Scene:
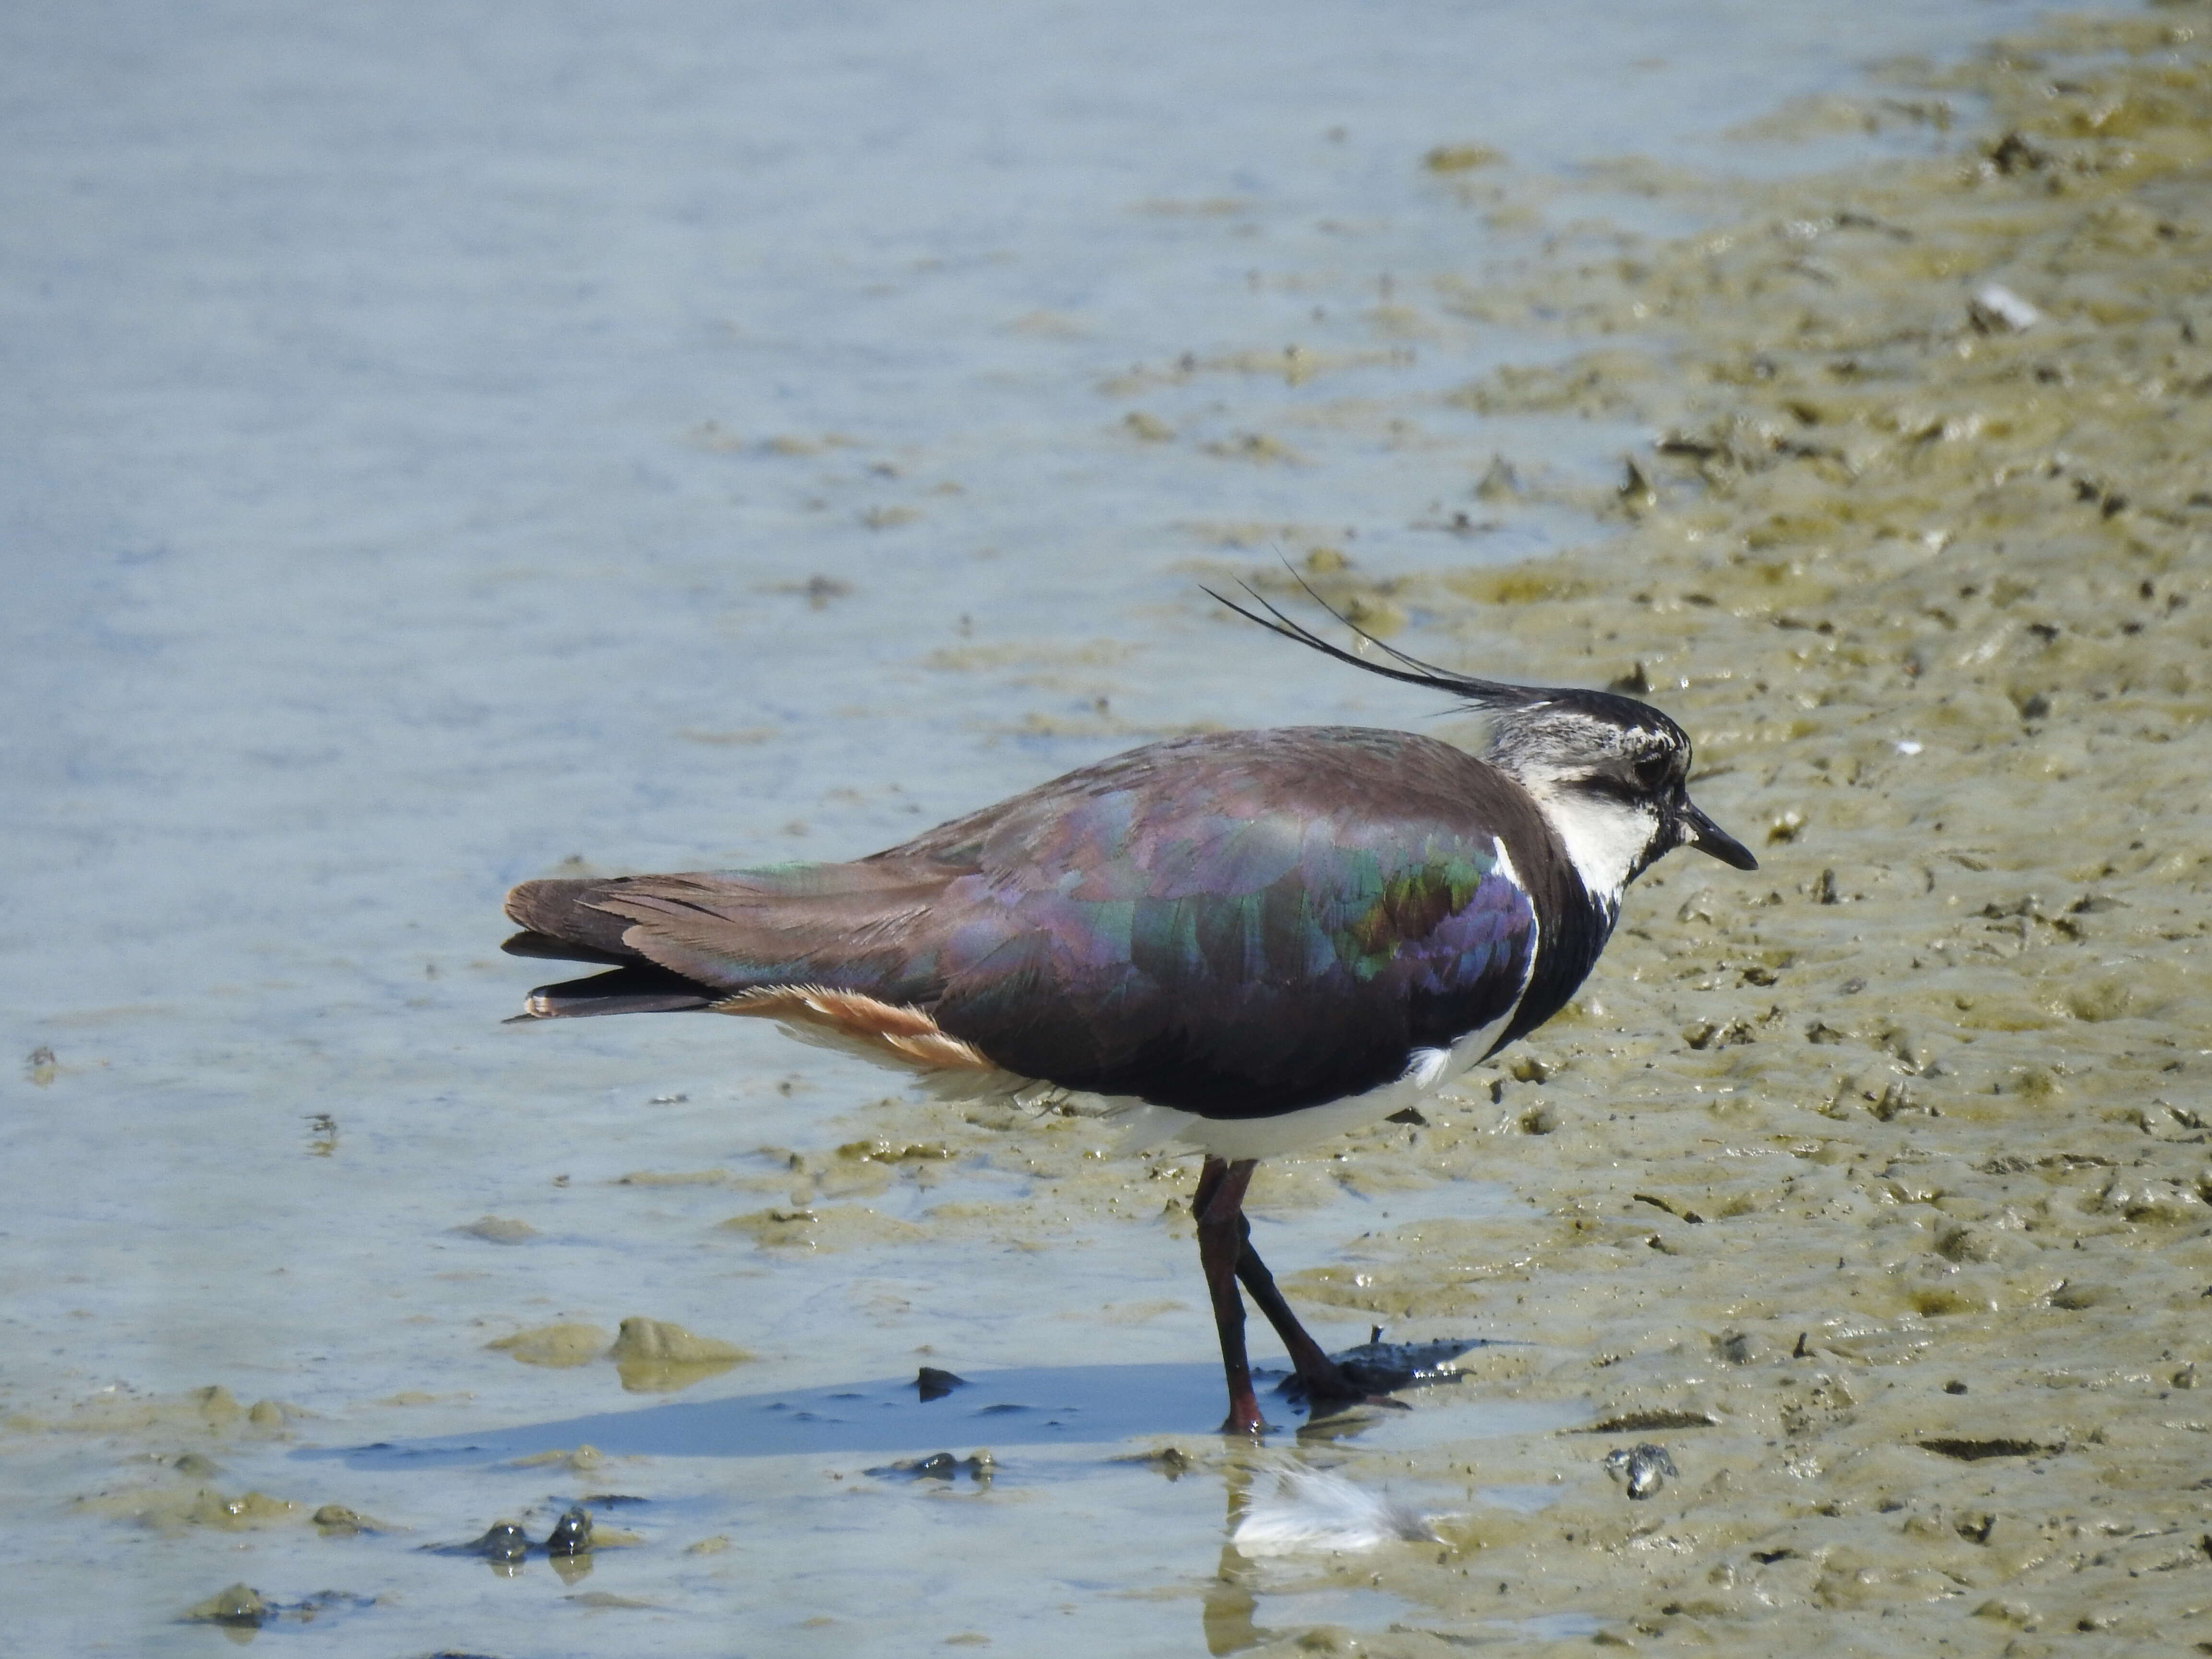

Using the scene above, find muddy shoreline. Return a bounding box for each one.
[1244,8,2212,1649]
[11,5,2212,1652]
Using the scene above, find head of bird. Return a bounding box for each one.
[1474,688,1756,903]
[1210,583,1756,905]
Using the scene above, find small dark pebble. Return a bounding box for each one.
[1944,1379,1969,1395]
[312,1503,378,1535]
[1110,1445,1195,1479]
[181,1584,268,1628]
[181,1585,379,1629]
[1605,1443,1678,1500]
[471,1522,530,1563]
[916,1366,966,1401]
[866,1450,994,1484]
[544,1505,593,1556]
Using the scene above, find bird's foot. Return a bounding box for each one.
[1276,1360,1411,1418]
[1217,1395,1273,1436]
[1277,1336,1493,1417]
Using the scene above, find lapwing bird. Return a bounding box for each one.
[502,595,1757,1433]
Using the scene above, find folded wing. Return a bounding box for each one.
[505,728,1543,1118]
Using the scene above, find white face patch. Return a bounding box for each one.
[1524,784,1661,911]
[1477,705,1683,910]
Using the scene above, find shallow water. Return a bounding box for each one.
[0,1,2147,1652]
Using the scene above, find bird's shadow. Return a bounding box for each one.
[296,1342,1501,1470]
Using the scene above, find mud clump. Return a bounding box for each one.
[180,1583,267,1628]
[543,1503,594,1555]
[469,1520,530,1563]
[607,1316,750,1393]
[479,1316,748,1391]
[311,1503,384,1535]
[484,1322,610,1368]
[454,1214,538,1244]
[866,1450,996,1487]
[7,1383,296,1438]
[78,1482,301,1534]
[178,1584,375,1633]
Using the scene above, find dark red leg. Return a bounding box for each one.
[1233,1218,1360,1406]
[1194,1155,1266,1435]
[1239,1214,1410,1415]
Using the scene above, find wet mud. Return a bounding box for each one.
[1232,10,2212,1650]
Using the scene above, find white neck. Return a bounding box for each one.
[1520,781,1657,913]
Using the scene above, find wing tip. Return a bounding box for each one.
[507,966,718,1020]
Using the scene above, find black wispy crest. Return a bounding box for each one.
[1202,574,1549,710]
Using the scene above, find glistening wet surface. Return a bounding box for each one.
[11,1,2202,1654]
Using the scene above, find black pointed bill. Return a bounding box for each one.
[1676,800,1757,870]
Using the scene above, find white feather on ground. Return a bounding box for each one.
[1231,1469,1445,1556]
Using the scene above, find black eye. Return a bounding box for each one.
[1633,754,1673,791]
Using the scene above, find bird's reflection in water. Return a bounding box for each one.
[1202,1458,1267,1657]
[480,1551,593,1585]
[1200,1433,1431,1657]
